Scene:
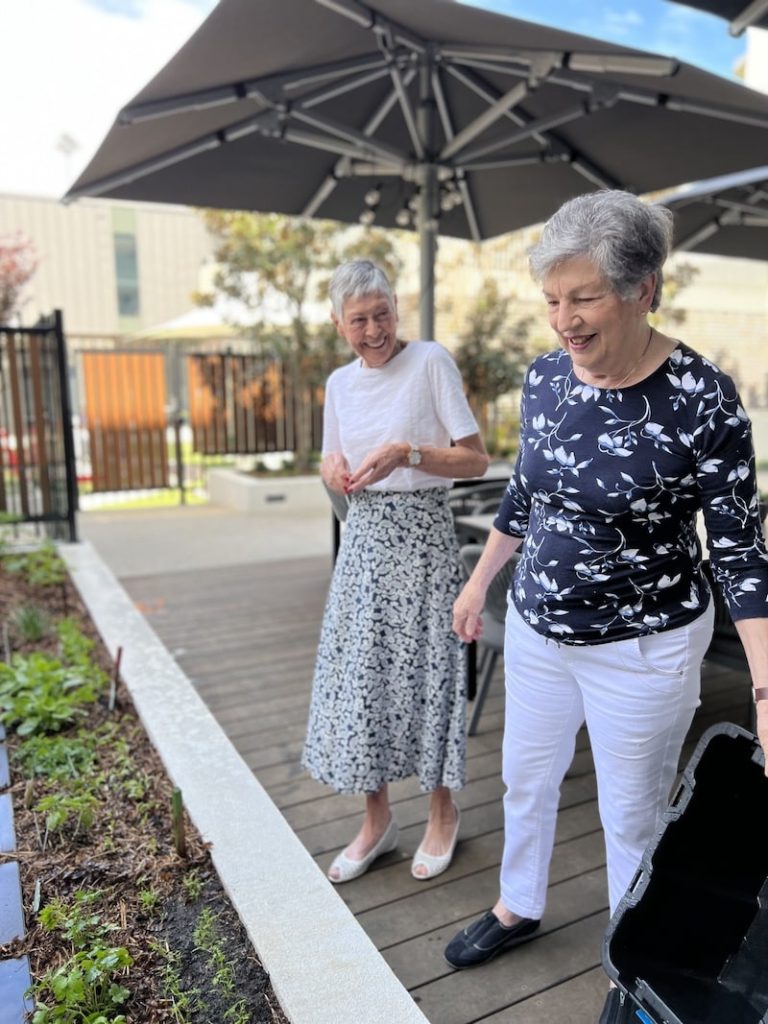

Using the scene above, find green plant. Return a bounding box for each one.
[193,907,243,1002]
[148,941,201,1023]
[10,603,51,643]
[0,652,100,735]
[31,945,133,1024]
[36,786,100,839]
[38,890,116,950]
[181,869,203,902]
[13,731,96,780]
[6,539,66,587]
[57,618,108,689]
[0,618,109,737]
[34,892,132,1023]
[138,887,160,914]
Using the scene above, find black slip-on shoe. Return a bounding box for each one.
[444,910,541,969]
[598,987,638,1024]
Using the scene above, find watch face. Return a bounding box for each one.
[409,447,422,466]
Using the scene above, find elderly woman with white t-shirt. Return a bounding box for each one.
[301,260,489,883]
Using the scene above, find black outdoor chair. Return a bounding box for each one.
[323,482,349,565]
[459,543,519,735]
[448,479,508,518]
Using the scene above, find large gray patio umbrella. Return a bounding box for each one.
[664,0,768,35]
[658,165,768,256]
[66,0,768,339]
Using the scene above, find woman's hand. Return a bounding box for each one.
[345,442,408,494]
[453,579,488,643]
[321,452,351,495]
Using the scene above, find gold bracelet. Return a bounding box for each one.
[754,688,768,703]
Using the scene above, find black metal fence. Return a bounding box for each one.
[0,311,78,541]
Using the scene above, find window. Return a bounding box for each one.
[112,208,140,320]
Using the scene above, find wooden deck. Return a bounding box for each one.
[122,556,754,1024]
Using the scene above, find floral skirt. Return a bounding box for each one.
[301,487,467,795]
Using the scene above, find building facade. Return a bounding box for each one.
[0,192,216,340]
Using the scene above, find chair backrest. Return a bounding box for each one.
[323,481,350,522]
[459,543,519,624]
[448,479,508,517]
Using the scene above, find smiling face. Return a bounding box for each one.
[333,292,400,368]
[542,256,655,384]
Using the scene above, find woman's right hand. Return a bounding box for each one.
[453,580,488,643]
[321,452,351,496]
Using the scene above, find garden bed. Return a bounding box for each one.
[0,539,288,1024]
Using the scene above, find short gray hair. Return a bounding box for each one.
[328,260,395,320]
[528,190,674,312]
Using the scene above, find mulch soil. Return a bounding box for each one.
[0,558,289,1023]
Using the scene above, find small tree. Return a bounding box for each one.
[0,233,37,324]
[198,211,402,471]
[453,279,532,449]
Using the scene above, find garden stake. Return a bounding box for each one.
[32,878,41,913]
[110,646,123,712]
[171,787,187,858]
[2,621,10,663]
[24,778,34,809]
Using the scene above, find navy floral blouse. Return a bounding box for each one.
[494,343,768,645]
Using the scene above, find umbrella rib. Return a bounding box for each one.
[431,69,481,242]
[380,45,424,160]
[301,72,416,218]
[295,67,393,110]
[289,109,409,165]
[443,45,678,79]
[313,0,427,54]
[448,51,768,132]
[459,153,570,172]
[440,82,529,161]
[64,137,223,200]
[712,196,768,218]
[675,219,723,251]
[444,63,618,188]
[120,55,389,124]
[456,103,593,165]
[729,0,768,36]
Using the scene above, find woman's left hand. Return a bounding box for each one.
[345,443,407,493]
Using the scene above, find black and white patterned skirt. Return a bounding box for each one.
[301,487,467,795]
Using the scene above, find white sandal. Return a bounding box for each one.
[327,817,399,884]
[411,803,460,880]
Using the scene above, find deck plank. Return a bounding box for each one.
[122,556,754,1024]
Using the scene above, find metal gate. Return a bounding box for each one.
[187,352,323,455]
[80,350,169,492]
[0,311,78,540]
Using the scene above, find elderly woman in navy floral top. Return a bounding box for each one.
[443,192,768,1018]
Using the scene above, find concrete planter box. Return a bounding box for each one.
[60,541,428,1024]
[207,468,327,514]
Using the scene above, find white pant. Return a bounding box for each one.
[499,600,714,918]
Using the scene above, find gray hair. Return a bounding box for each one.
[528,190,674,312]
[328,260,395,320]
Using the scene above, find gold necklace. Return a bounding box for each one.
[609,325,654,390]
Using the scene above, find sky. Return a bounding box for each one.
[0,0,750,200]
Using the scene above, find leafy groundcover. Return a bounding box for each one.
[0,538,289,1024]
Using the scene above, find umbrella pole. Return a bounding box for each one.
[418,61,438,343]
[418,178,437,341]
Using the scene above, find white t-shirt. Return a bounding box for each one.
[322,340,480,492]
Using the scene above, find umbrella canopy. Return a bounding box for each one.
[663,1,768,35]
[66,0,768,338]
[658,165,768,257]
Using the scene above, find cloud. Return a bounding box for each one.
[0,0,215,198]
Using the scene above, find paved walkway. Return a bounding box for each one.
[78,503,333,577]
